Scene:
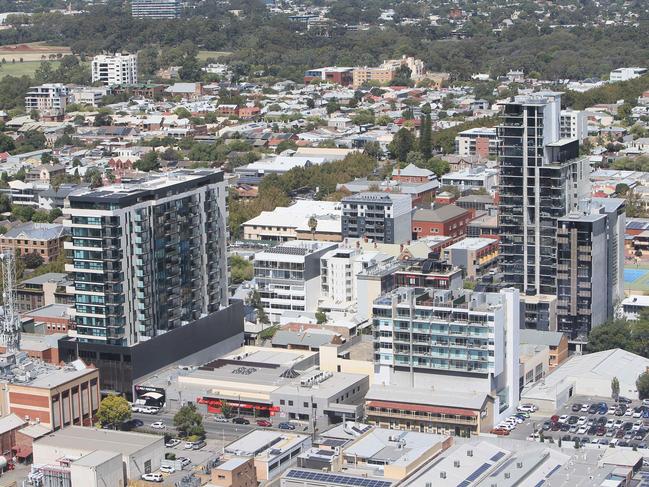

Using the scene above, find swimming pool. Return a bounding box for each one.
[624,268,648,283]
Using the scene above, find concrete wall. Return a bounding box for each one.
[70,453,123,487]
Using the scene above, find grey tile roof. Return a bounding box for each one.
[3,223,67,241]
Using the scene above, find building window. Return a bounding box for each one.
[280,399,285,405]
[288,400,293,406]
[303,402,308,408]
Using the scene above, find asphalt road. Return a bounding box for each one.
[132,411,256,443]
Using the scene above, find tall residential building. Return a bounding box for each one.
[24,83,68,116]
[556,198,625,346]
[91,54,138,86]
[341,192,412,244]
[63,170,227,346]
[560,109,588,142]
[253,241,337,323]
[131,0,181,18]
[498,92,591,296]
[372,286,521,429]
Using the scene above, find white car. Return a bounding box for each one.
[497,422,515,431]
[184,441,195,449]
[633,421,643,431]
[606,419,615,428]
[580,404,589,412]
[577,426,588,434]
[558,415,569,424]
[151,421,165,429]
[634,409,643,418]
[517,404,536,413]
[509,416,523,424]
[577,416,587,425]
[165,439,181,448]
[643,399,649,407]
[141,473,163,483]
[214,415,229,423]
[160,465,176,474]
[625,408,634,417]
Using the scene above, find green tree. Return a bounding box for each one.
[0,194,10,213]
[31,209,50,223]
[83,168,103,189]
[388,128,415,162]
[23,251,43,269]
[173,403,205,437]
[48,208,62,222]
[316,308,327,324]
[134,152,160,172]
[220,400,233,418]
[363,141,383,160]
[0,134,15,153]
[96,395,131,429]
[419,104,432,159]
[586,320,632,353]
[276,140,297,154]
[426,157,451,178]
[611,376,620,399]
[230,255,253,284]
[638,371,649,400]
[11,204,33,222]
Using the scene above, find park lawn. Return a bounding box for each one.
[0,60,60,78]
[197,50,231,61]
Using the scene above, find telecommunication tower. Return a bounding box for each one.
[0,251,20,353]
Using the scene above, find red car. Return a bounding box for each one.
[550,415,560,423]
[256,419,272,427]
[490,428,510,436]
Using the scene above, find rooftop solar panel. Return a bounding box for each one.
[285,470,392,487]
[465,462,491,482]
[490,451,506,462]
[545,464,562,478]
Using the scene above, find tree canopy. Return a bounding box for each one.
[96,395,131,429]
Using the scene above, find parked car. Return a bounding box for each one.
[141,473,163,483]
[160,465,175,474]
[517,404,536,413]
[558,415,569,424]
[588,404,599,414]
[580,404,590,412]
[165,439,181,448]
[542,421,552,431]
[490,428,510,436]
[232,417,250,425]
[151,422,165,429]
[192,440,206,450]
[571,403,582,412]
[278,422,296,430]
[177,457,191,467]
[618,396,632,404]
[214,415,229,423]
[256,419,272,427]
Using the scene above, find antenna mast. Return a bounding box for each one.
[0,251,20,353]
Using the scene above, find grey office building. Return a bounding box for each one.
[131,0,181,18]
[64,170,228,346]
[341,192,412,244]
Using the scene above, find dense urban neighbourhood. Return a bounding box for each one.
[0,0,647,486]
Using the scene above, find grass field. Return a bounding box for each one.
[0,60,60,77]
[197,50,231,61]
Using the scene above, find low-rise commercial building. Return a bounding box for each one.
[243,201,342,242]
[411,205,474,240]
[225,430,311,481]
[440,166,498,193]
[211,457,257,487]
[32,426,164,483]
[519,329,569,369]
[6,360,100,430]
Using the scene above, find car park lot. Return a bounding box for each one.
[531,396,649,449]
